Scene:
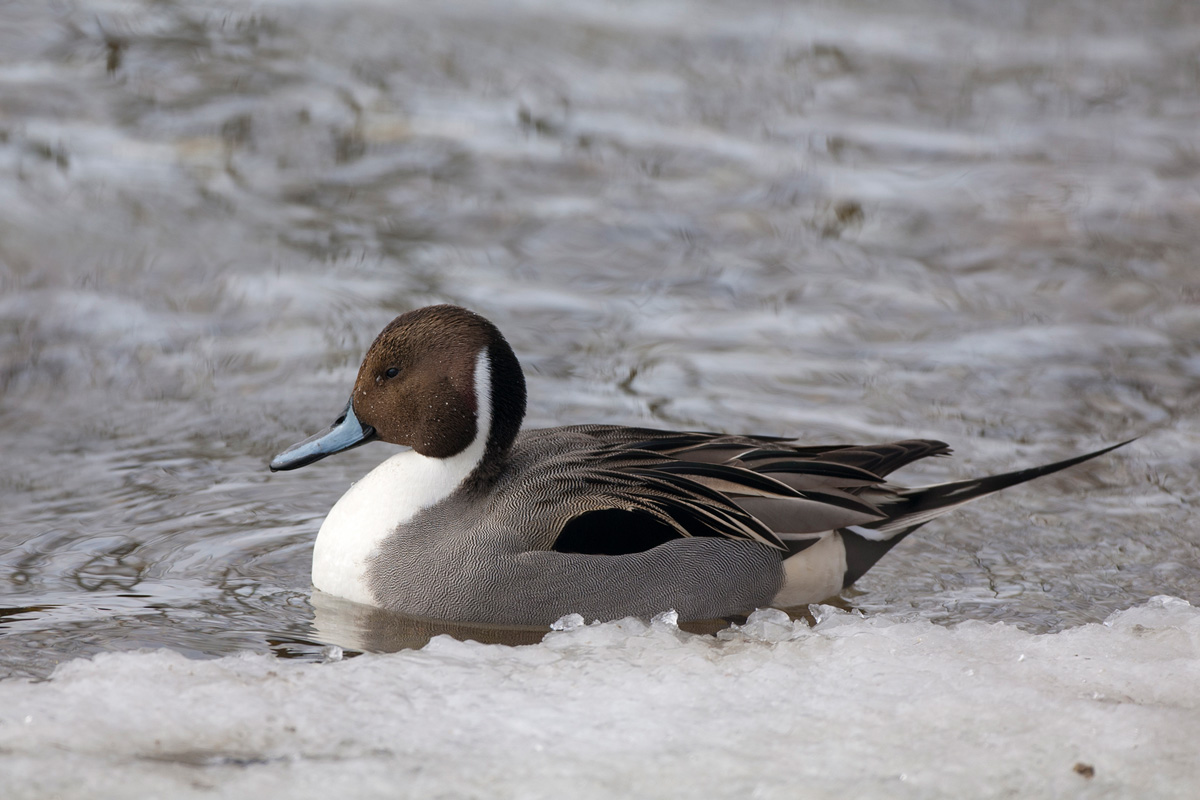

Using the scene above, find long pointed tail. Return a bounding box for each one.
[870,438,1135,537]
[839,439,1134,587]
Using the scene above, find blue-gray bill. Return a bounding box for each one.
[269,401,377,471]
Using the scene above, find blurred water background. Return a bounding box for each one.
[1,4,1199,789]
[2,0,1197,677]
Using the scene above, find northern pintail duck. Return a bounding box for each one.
[271,305,1127,626]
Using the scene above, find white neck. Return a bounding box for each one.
[311,350,493,606]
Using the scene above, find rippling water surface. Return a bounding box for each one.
[1,0,1198,681]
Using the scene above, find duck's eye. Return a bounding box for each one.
[385,367,400,379]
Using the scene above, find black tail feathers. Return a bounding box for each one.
[839,438,1134,589]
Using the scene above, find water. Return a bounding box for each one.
[1,0,1198,794]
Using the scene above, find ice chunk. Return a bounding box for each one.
[550,613,585,631]
[650,609,679,628]
[718,608,805,643]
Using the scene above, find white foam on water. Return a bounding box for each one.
[2,597,1197,800]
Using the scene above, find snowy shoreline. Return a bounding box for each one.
[3,597,1197,800]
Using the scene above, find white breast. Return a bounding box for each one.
[311,351,493,606]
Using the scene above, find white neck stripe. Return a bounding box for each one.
[471,346,493,458]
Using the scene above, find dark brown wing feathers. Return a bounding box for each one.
[549,427,1128,567]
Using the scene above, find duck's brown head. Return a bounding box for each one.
[270,305,526,471]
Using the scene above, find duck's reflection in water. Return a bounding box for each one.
[309,589,744,654]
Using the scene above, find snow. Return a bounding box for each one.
[2,597,1197,799]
